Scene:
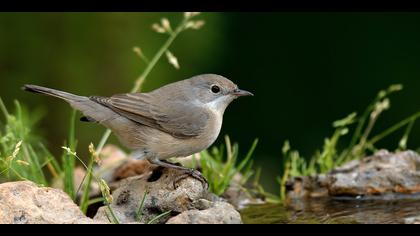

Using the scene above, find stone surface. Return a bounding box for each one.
[90,145,245,224]
[93,166,242,224]
[166,201,242,224]
[285,175,329,200]
[97,145,260,210]
[328,150,420,196]
[0,181,104,224]
[405,216,420,224]
[285,150,420,199]
[94,167,207,224]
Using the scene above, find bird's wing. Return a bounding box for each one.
[91,93,209,138]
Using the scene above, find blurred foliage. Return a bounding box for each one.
[0,98,53,185]
[1,13,420,193]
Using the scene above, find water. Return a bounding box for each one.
[241,197,420,224]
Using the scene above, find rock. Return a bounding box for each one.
[90,145,245,224]
[405,216,420,224]
[328,150,420,196]
[166,201,242,224]
[285,175,329,200]
[96,145,262,210]
[93,166,242,224]
[192,198,214,210]
[284,150,420,200]
[94,167,207,224]
[0,181,105,224]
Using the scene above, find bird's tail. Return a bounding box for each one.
[22,84,86,102]
[22,84,118,124]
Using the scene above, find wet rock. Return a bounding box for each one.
[328,150,420,196]
[0,181,104,224]
[166,201,242,224]
[285,175,329,200]
[94,167,207,224]
[285,150,420,199]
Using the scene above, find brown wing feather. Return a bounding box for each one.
[90,93,209,138]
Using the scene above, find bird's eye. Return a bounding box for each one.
[211,85,221,94]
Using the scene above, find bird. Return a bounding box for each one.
[23,74,253,187]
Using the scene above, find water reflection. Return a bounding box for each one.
[241,197,420,224]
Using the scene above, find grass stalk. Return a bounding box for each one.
[147,211,172,224]
[96,14,193,154]
[368,111,420,146]
[80,151,95,214]
[63,109,77,200]
[62,146,120,224]
[135,190,149,222]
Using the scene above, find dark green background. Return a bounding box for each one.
[1,13,419,190]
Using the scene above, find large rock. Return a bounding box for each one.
[328,150,420,196]
[285,150,420,199]
[94,167,207,224]
[166,201,242,224]
[91,145,244,224]
[0,181,101,224]
[93,166,242,224]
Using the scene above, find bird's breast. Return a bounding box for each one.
[200,108,223,147]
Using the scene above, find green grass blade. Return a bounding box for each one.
[237,138,259,173]
[39,143,62,175]
[80,154,95,214]
[136,190,149,222]
[147,211,172,224]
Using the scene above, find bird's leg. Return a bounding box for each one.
[147,157,208,189]
[131,149,146,160]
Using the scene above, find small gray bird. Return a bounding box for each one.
[23,74,253,186]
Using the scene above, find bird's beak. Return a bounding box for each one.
[231,88,254,97]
